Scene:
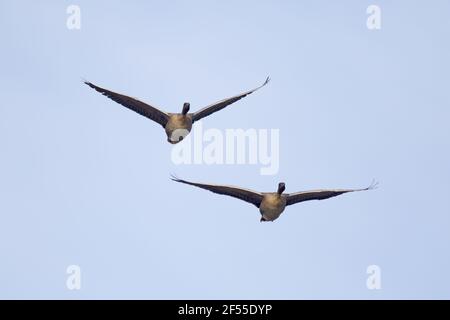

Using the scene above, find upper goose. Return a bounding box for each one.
[171,176,377,222]
[84,77,270,144]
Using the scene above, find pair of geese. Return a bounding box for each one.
[85,78,376,222]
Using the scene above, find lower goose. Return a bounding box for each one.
[171,176,377,222]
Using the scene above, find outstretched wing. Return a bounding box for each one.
[85,81,170,127]
[171,176,264,208]
[286,181,378,206]
[191,77,270,122]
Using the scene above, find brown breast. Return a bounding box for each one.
[259,193,287,221]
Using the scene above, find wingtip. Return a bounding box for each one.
[366,179,379,191]
[264,76,271,85]
[170,174,181,182]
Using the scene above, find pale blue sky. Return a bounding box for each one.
[1,0,449,299]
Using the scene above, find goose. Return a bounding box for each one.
[171,176,377,222]
[84,77,270,144]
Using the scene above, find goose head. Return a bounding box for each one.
[277,182,286,195]
[182,102,190,115]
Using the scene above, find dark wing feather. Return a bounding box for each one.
[286,181,378,206]
[191,77,270,122]
[85,81,170,127]
[171,176,264,208]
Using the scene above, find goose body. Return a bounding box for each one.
[165,113,193,144]
[259,193,287,221]
[171,177,377,222]
[84,77,270,144]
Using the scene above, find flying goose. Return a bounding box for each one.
[171,176,377,222]
[84,77,270,144]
